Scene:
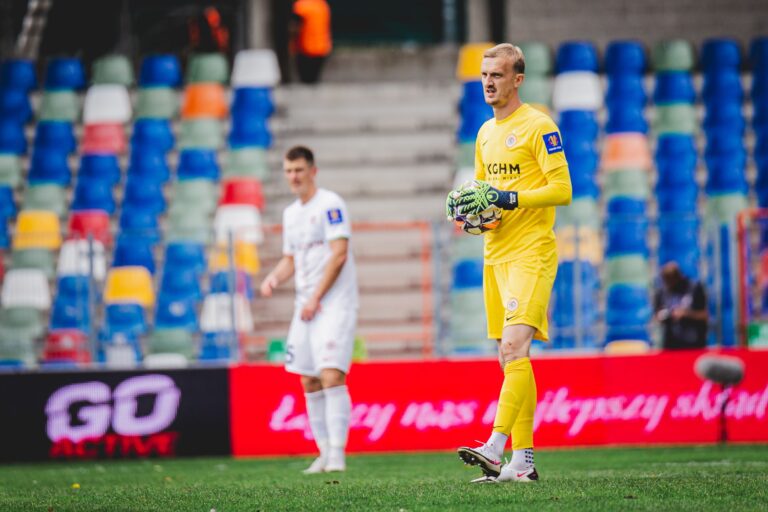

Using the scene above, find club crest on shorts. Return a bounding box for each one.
[506,298,519,312]
[505,133,517,148]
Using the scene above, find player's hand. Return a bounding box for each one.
[260,274,279,297]
[456,180,518,215]
[445,189,459,220]
[301,296,322,322]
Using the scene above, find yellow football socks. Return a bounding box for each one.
[492,357,535,449]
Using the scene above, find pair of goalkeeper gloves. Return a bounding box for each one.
[445,180,518,220]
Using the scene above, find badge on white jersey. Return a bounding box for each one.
[327,208,344,225]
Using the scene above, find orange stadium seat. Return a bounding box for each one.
[181,83,228,119]
[600,133,652,171]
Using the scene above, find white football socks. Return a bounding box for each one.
[511,447,535,470]
[485,432,509,459]
[324,384,352,462]
[304,390,329,459]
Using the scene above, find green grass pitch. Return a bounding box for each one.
[1,445,767,511]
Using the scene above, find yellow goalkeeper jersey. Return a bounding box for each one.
[474,103,571,266]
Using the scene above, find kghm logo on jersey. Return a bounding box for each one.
[543,131,563,154]
[505,133,517,148]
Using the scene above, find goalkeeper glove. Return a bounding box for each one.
[455,180,518,216]
[445,189,459,220]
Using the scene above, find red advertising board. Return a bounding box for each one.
[230,350,768,456]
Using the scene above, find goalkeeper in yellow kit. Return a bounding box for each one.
[447,43,572,483]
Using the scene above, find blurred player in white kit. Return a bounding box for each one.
[260,145,358,473]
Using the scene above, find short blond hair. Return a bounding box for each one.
[483,43,525,74]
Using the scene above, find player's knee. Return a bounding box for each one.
[320,368,346,388]
[301,375,323,393]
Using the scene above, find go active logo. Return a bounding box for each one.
[45,374,182,459]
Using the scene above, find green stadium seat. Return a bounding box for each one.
[22,184,68,217]
[555,198,600,230]
[186,53,230,84]
[653,104,697,135]
[352,336,368,362]
[517,42,552,74]
[167,207,212,244]
[223,148,270,179]
[38,91,80,122]
[135,87,178,119]
[457,142,475,168]
[603,170,649,200]
[92,54,135,86]
[652,39,695,71]
[148,329,196,359]
[0,154,22,188]
[605,255,651,287]
[267,338,286,362]
[705,194,748,225]
[519,75,551,106]
[0,326,36,365]
[171,179,219,215]
[178,119,224,149]
[11,248,55,279]
[0,306,44,340]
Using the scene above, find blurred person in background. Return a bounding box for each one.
[654,261,708,350]
[290,0,332,84]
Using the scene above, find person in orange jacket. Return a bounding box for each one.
[290,0,332,84]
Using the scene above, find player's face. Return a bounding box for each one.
[481,56,522,107]
[284,157,317,198]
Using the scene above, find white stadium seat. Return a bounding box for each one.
[83,84,132,124]
[57,239,107,281]
[1,269,51,309]
[231,49,281,87]
[552,71,603,111]
[214,205,264,245]
[200,293,253,333]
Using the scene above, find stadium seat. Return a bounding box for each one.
[456,43,494,81]
[555,225,602,264]
[147,328,196,361]
[45,57,86,90]
[82,84,132,124]
[659,216,699,249]
[38,90,79,122]
[704,152,747,194]
[166,208,212,244]
[0,306,43,340]
[223,147,270,179]
[112,236,156,274]
[81,123,127,154]
[0,87,32,123]
[177,149,220,181]
[159,266,202,304]
[231,87,275,117]
[608,105,648,133]
[701,38,741,71]
[67,210,112,245]
[458,107,493,143]
[606,74,647,107]
[517,41,552,74]
[600,133,652,170]
[130,118,174,153]
[452,258,483,289]
[118,208,161,246]
[603,170,649,200]
[11,248,55,278]
[181,83,228,118]
[199,331,236,361]
[702,71,743,103]
[214,205,263,244]
[209,241,261,276]
[186,53,229,84]
[71,178,115,214]
[78,153,121,186]
[605,255,650,287]
[705,193,748,224]
[0,58,37,91]
[135,86,179,119]
[42,329,91,364]
[653,104,697,134]
[656,186,698,214]
[139,54,182,87]
[607,197,646,216]
[518,75,551,107]
[50,280,90,331]
[178,119,224,150]
[1,269,51,309]
[0,118,26,154]
[200,293,253,332]
[653,71,696,104]
[34,121,76,153]
[104,266,155,308]
[229,115,272,148]
[123,175,166,215]
[102,303,147,340]
[57,239,107,280]
[28,148,71,185]
[555,41,598,72]
[0,154,22,187]
[154,297,198,331]
[603,339,650,354]
[209,270,254,298]
[555,197,600,229]
[652,39,695,71]
[558,110,598,140]
[0,217,9,249]
[0,185,15,219]
[231,49,281,87]
[91,54,134,86]
[605,40,646,74]
[606,218,648,256]
[552,71,603,111]
[165,241,206,276]
[220,178,265,210]
[127,150,170,183]
[0,326,36,366]
[12,210,61,250]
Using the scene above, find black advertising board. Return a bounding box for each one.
[0,367,230,462]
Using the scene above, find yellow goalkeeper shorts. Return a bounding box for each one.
[483,252,557,341]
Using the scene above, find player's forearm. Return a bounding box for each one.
[310,251,347,303]
[517,166,572,208]
[269,256,295,285]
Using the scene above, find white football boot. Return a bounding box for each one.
[495,464,539,482]
[302,456,327,475]
[457,443,502,477]
[324,450,346,473]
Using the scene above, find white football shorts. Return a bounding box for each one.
[284,305,357,376]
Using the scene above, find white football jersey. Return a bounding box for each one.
[282,188,358,309]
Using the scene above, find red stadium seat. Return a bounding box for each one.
[219,178,265,211]
[42,329,91,363]
[81,123,127,154]
[68,210,112,245]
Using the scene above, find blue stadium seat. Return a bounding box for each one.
[606,218,648,256]
[605,285,651,325]
[160,267,203,303]
[79,154,121,186]
[165,241,206,276]
[750,37,768,69]
[753,74,768,104]
[177,149,220,181]
[605,40,646,74]
[658,246,700,279]
[705,128,744,153]
[112,235,156,274]
[558,110,599,140]
[199,331,236,361]
[118,208,161,246]
[232,87,275,117]
[209,271,254,299]
[658,215,698,248]
[458,109,493,143]
[50,276,91,331]
[0,118,26,154]
[653,71,696,104]
[35,121,76,153]
[656,165,696,189]
[228,115,272,148]
[155,296,198,331]
[605,106,648,134]
[139,54,182,87]
[0,215,9,249]
[701,38,741,71]
[71,177,115,213]
[606,75,647,107]
[0,58,37,91]
[452,259,483,289]
[0,185,16,219]
[704,150,747,194]
[607,197,646,216]
[0,87,32,124]
[556,41,599,73]
[702,71,743,103]
[45,57,86,90]
[703,102,745,134]
[123,175,166,215]
[28,148,71,185]
[655,186,698,214]
[131,118,174,153]
[459,81,486,112]
[103,303,147,336]
[128,149,170,184]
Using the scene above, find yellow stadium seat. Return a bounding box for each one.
[604,340,651,355]
[103,266,155,308]
[12,210,62,250]
[556,225,602,265]
[209,241,260,276]
[457,42,495,81]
